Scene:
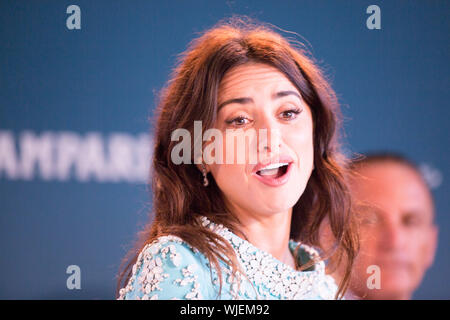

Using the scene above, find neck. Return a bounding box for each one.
[232,207,294,268]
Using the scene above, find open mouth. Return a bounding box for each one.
[256,163,289,178]
[253,162,293,187]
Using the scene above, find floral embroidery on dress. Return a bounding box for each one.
[118,235,203,300]
[118,217,338,300]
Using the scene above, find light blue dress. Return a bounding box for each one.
[118,216,339,300]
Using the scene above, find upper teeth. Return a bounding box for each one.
[259,162,289,171]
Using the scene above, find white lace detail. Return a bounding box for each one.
[200,216,335,300]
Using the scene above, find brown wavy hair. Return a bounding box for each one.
[117,16,359,299]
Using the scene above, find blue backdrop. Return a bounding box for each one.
[0,0,448,299]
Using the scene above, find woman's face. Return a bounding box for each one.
[206,62,314,218]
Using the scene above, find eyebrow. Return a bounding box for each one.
[217,90,302,111]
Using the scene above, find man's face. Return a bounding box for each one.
[349,161,438,299]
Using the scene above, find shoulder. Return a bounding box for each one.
[118,235,217,300]
[299,244,340,299]
[289,240,339,299]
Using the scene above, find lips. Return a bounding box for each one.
[252,155,294,187]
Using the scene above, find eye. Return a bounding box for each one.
[402,214,421,227]
[279,108,302,120]
[359,208,380,226]
[225,116,251,127]
[362,214,379,226]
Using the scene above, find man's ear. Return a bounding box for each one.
[425,224,439,269]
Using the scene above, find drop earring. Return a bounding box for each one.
[201,163,209,187]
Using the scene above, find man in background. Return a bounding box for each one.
[324,153,438,299]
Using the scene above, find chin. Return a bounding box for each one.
[257,192,302,214]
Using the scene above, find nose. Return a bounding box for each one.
[256,117,282,155]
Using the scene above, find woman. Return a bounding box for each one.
[117,17,358,300]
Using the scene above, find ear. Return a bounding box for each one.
[424,224,439,269]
